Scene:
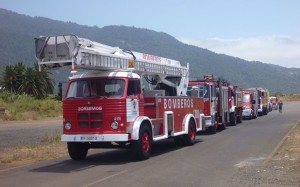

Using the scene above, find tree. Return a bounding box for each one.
[0,62,54,98]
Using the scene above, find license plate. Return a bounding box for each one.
[80,135,99,141]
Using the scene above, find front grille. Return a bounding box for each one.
[79,121,89,128]
[78,113,88,119]
[91,113,103,119]
[77,112,103,128]
[91,122,103,128]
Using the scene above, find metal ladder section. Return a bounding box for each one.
[35,35,188,77]
[80,51,189,77]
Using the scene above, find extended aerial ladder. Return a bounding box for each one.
[35,35,189,96]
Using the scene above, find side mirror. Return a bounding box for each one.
[252,100,256,104]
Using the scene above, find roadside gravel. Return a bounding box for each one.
[230,122,300,187]
[0,117,62,151]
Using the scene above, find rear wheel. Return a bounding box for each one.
[206,126,217,134]
[219,123,226,130]
[230,112,237,126]
[67,142,89,160]
[183,120,196,146]
[132,125,151,160]
[237,115,242,123]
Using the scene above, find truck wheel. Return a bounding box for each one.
[132,125,151,160]
[183,120,196,146]
[253,111,258,119]
[230,112,237,126]
[206,126,217,134]
[174,136,184,146]
[219,123,226,130]
[249,113,253,120]
[67,142,89,160]
[237,115,242,123]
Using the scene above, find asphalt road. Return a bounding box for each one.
[0,118,62,151]
[0,102,299,187]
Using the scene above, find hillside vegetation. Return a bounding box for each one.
[0,8,299,94]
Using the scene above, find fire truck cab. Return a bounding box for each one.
[241,90,258,119]
[269,96,278,110]
[188,75,243,134]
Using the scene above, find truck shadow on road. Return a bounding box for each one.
[30,139,203,174]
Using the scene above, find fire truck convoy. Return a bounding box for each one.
[187,75,243,133]
[35,35,206,160]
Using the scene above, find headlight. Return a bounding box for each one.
[65,122,72,130]
[111,121,119,130]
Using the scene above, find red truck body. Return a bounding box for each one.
[188,75,243,133]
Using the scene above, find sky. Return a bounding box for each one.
[1,0,299,68]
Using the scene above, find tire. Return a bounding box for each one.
[183,120,196,146]
[230,112,237,126]
[219,123,226,130]
[206,126,217,134]
[237,115,242,123]
[174,136,184,146]
[248,111,253,120]
[132,125,151,160]
[249,114,253,120]
[253,111,258,119]
[67,142,89,160]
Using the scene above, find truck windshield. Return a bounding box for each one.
[187,84,209,98]
[243,95,250,102]
[66,78,125,99]
[201,85,210,99]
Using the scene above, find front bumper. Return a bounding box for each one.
[61,134,129,142]
[203,116,213,127]
[242,109,252,117]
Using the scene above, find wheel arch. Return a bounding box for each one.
[132,116,152,140]
[183,114,196,134]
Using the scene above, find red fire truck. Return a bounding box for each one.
[35,35,205,160]
[187,75,243,134]
[241,89,258,119]
[269,96,278,110]
[247,88,269,116]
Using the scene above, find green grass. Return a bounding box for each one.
[279,94,300,102]
[0,91,62,121]
[41,131,61,144]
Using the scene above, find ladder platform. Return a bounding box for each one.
[35,35,188,77]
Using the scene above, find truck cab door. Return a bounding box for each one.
[126,79,141,122]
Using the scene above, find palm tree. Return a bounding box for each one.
[0,62,54,99]
[34,63,54,95]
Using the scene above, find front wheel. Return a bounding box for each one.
[67,142,89,160]
[132,125,152,160]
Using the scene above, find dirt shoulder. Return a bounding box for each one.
[233,122,300,186]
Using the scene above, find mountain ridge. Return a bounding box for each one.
[0,8,299,94]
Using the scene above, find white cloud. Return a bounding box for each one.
[177,36,300,68]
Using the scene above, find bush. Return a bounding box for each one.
[0,92,62,121]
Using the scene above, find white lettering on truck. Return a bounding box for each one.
[78,106,103,111]
[163,98,194,109]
